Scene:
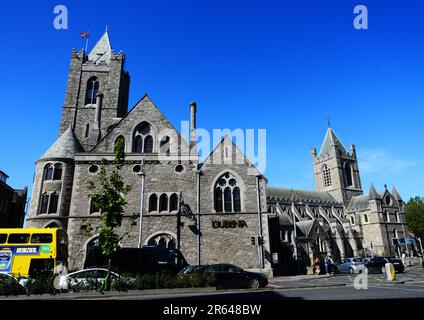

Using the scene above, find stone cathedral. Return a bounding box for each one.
[27,31,409,276]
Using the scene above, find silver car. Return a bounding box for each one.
[337,258,366,274]
[57,268,120,291]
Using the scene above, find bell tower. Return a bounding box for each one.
[59,29,130,151]
[311,127,363,204]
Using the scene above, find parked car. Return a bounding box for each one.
[57,268,120,291]
[178,265,206,277]
[337,258,367,274]
[181,264,268,289]
[0,273,27,294]
[85,246,188,276]
[365,257,405,274]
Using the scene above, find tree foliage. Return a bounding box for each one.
[87,140,131,291]
[405,197,424,239]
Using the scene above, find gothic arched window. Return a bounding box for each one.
[213,172,242,213]
[170,193,179,212]
[40,193,49,214]
[168,239,176,249]
[147,233,176,249]
[114,136,125,154]
[44,164,53,181]
[214,187,223,212]
[322,165,332,187]
[159,194,168,212]
[160,136,171,155]
[144,135,154,153]
[133,122,154,153]
[148,194,158,212]
[53,164,62,181]
[48,193,59,214]
[233,187,241,212]
[344,162,353,187]
[85,76,99,105]
[133,135,143,153]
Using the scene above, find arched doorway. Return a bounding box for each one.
[146,233,177,249]
[84,237,105,269]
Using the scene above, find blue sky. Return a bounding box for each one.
[0,0,423,202]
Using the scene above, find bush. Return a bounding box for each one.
[112,275,136,292]
[0,279,26,296]
[26,275,57,295]
[134,271,216,290]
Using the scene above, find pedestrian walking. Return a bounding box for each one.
[328,256,336,276]
[313,257,321,275]
[401,251,407,266]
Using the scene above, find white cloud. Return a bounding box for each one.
[358,149,420,174]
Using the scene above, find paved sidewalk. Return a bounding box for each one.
[271,274,334,282]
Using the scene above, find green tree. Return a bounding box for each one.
[405,197,424,239]
[87,139,131,292]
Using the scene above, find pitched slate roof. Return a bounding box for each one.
[369,184,381,200]
[319,128,347,156]
[88,30,112,65]
[391,186,402,201]
[346,194,370,212]
[296,220,316,237]
[267,187,340,204]
[40,127,83,160]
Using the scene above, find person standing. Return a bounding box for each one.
[324,255,329,274]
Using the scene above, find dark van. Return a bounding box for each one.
[84,245,188,276]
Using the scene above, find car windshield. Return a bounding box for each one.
[353,258,364,262]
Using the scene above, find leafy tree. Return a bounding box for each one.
[405,197,424,240]
[87,139,131,292]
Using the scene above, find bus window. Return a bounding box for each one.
[0,234,7,244]
[30,234,53,244]
[8,233,30,244]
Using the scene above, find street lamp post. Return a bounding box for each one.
[137,159,145,248]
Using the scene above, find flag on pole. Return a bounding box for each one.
[80,32,89,38]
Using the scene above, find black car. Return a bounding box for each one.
[365,256,404,274]
[180,264,268,289]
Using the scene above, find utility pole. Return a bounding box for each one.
[255,175,264,270]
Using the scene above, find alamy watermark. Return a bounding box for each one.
[156,121,267,176]
[53,5,68,30]
[353,5,368,30]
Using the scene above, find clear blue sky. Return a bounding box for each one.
[0,0,423,202]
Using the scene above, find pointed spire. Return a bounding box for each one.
[88,30,112,65]
[40,127,83,160]
[368,183,381,200]
[319,127,347,156]
[391,186,403,201]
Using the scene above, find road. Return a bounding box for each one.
[91,265,424,300]
[3,265,424,301]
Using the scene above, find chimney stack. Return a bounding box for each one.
[190,101,197,133]
[189,101,197,155]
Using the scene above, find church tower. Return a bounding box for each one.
[59,29,130,151]
[311,127,363,204]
